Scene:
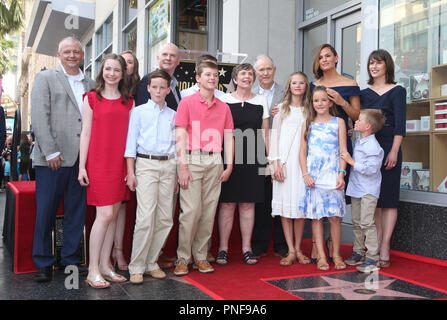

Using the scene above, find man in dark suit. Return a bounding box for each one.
[135,43,181,110]
[31,36,95,282]
[251,55,288,259]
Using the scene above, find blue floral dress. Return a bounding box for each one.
[299,117,346,219]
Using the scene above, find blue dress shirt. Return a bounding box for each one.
[124,99,176,158]
[346,134,384,198]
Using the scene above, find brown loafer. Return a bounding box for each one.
[193,260,214,273]
[129,273,143,284]
[173,260,189,276]
[145,269,166,279]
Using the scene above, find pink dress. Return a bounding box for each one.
[83,91,133,206]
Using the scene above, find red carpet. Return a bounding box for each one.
[181,239,447,300]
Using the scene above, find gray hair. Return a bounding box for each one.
[58,36,83,53]
[254,55,275,69]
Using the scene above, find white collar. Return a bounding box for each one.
[60,64,84,80]
[259,82,275,94]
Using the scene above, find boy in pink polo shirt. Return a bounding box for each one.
[174,61,234,276]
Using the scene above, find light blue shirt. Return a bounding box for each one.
[346,134,384,198]
[124,99,176,158]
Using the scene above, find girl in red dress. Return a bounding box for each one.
[79,53,134,288]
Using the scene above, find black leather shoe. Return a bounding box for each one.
[35,267,53,283]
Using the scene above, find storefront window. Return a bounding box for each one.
[177,0,207,51]
[124,23,137,52]
[304,0,351,20]
[380,0,447,194]
[124,0,138,25]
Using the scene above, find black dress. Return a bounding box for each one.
[219,94,269,203]
[360,85,407,208]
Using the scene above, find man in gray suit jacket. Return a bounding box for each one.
[31,37,95,282]
[251,55,288,259]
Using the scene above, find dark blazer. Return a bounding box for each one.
[135,73,181,111]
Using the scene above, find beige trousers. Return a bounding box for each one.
[177,153,223,263]
[351,194,379,261]
[129,157,177,274]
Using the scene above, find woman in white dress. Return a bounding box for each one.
[269,72,311,266]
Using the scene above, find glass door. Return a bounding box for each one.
[335,10,362,83]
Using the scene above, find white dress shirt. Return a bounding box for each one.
[257,82,276,109]
[346,134,385,198]
[60,64,86,115]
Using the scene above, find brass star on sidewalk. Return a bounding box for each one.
[290,275,427,300]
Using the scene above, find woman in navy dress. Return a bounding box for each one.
[309,44,361,262]
[361,49,406,268]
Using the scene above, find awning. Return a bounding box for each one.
[25,0,95,56]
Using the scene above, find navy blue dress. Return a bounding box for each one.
[360,85,407,208]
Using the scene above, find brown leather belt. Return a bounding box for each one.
[136,153,175,161]
[187,150,218,156]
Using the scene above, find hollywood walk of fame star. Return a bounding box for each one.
[219,68,227,77]
[290,275,427,300]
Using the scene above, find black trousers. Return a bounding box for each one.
[251,176,287,256]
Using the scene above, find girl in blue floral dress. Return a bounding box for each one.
[299,85,348,271]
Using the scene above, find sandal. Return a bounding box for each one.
[316,257,330,271]
[216,250,229,266]
[296,251,311,265]
[85,274,110,289]
[102,270,127,283]
[310,241,318,264]
[242,251,258,265]
[333,256,347,270]
[280,252,296,266]
[377,259,390,268]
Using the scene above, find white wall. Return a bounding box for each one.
[222,0,297,86]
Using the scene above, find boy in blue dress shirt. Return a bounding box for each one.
[341,109,385,273]
[125,70,177,284]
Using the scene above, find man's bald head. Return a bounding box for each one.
[157,43,180,76]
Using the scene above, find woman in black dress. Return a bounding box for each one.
[216,63,270,266]
[361,49,406,268]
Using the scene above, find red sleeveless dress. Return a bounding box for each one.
[83,91,133,206]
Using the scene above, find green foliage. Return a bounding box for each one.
[0,0,23,77]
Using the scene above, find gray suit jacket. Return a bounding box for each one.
[252,80,285,127]
[31,65,95,167]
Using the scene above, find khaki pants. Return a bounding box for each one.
[351,194,379,261]
[177,153,223,263]
[129,158,177,274]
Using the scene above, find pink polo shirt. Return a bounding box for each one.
[175,91,234,152]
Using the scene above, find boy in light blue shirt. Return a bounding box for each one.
[341,109,385,273]
[125,69,177,284]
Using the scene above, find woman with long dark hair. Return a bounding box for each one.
[78,53,133,288]
[359,49,406,269]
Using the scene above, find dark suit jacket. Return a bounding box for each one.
[135,73,181,111]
